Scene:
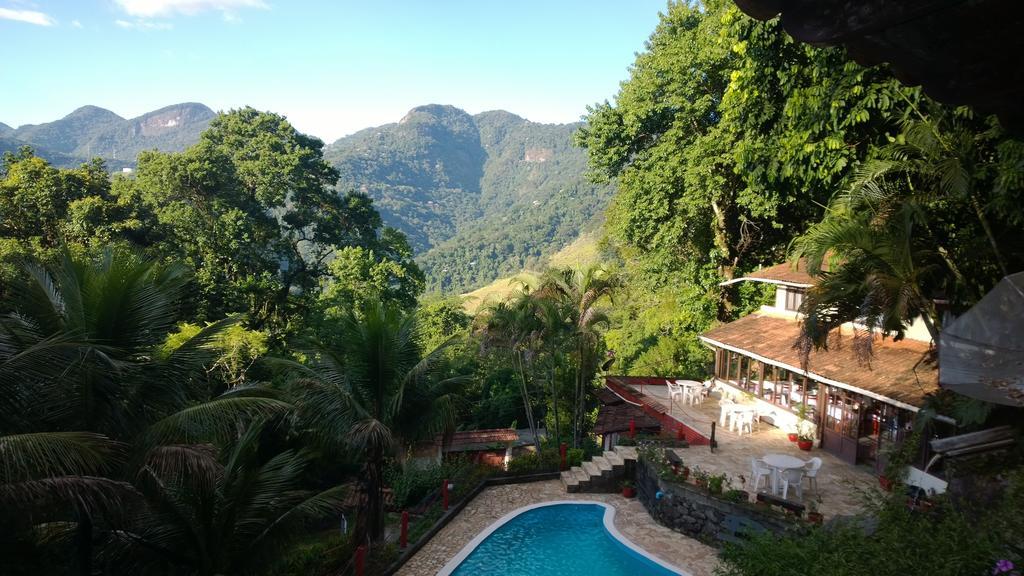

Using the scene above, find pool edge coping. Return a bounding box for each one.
[435,500,693,576]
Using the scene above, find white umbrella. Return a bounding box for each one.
[939,272,1024,406]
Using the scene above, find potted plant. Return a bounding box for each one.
[797,431,814,451]
[806,498,823,524]
[787,430,799,442]
[708,473,726,495]
[680,465,690,481]
[692,467,709,489]
[621,480,636,498]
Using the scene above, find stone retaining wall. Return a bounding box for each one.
[636,460,793,546]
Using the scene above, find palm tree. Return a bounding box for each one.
[477,293,545,452]
[0,250,288,575]
[99,420,348,576]
[792,200,945,363]
[535,266,619,448]
[291,299,462,544]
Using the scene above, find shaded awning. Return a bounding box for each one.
[594,400,661,435]
[939,272,1024,406]
[733,0,1024,132]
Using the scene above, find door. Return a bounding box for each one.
[820,387,860,464]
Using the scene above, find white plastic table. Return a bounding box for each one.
[676,380,704,406]
[762,453,806,494]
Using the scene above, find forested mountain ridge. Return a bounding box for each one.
[2,102,214,168]
[325,105,615,294]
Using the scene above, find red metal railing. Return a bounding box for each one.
[605,376,710,446]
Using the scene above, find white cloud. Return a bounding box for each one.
[113,0,268,18]
[71,19,82,28]
[0,7,56,26]
[115,18,173,30]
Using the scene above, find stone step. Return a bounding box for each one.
[561,470,580,493]
[604,450,624,467]
[582,460,601,478]
[571,466,590,486]
[592,456,613,475]
[614,445,638,461]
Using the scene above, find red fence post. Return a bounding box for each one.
[354,545,366,576]
[677,426,685,441]
[400,510,409,548]
[629,418,636,438]
[442,478,449,511]
[559,442,568,470]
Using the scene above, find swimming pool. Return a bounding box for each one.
[438,501,687,576]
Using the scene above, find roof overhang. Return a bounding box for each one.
[698,334,922,412]
[719,276,812,289]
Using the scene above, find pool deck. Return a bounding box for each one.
[395,479,719,576]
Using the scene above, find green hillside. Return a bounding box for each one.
[325,105,615,294]
[4,103,214,168]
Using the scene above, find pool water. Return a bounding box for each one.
[449,503,682,576]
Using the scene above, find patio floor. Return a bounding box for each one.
[637,383,881,519]
[395,480,719,576]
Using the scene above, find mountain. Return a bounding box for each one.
[325,105,614,294]
[3,103,215,168]
[0,122,12,136]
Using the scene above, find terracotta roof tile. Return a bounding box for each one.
[595,387,625,405]
[741,258,820,287]
[446,428,519,452]
[593,400,661,435]
[700,313,938,408]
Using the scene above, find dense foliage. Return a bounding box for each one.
[325,105,615,293]
[576,0,1021,375]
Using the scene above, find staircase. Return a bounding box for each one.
[561,445,637,493]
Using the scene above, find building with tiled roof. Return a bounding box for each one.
[700,262,942,469]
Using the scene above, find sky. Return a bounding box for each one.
[0,0,668,143]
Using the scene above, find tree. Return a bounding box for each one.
[107,421,347,576]
[291,299,462,544]
[535,266,619,448]
[477,292,546,452]
[0,250,291,576]
[793,107,1024,356]
[575,0,922,374]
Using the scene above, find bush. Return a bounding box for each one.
[715,492,1008,576]
[567,448,585,467]
[269,531,349,576]
[507,449,560,474]
[387,458,475,510]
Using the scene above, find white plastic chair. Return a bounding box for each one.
[667,381,684,409]
[803,457,822,494]
[780,468,804,500]
[734,410,755,435]
[719,398,735,426]
[750,458,773,492]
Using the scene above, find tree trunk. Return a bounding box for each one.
[77,508,93,576]
[969,193,1009,277]
[515,351,542,452]
[364,450,386,543]
[710,199,736,321]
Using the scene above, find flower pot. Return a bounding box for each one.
[787,432,799,442]
[621,486,636,498]
[879,475,893,491]
[797,439,813,451]
[807,512,823,525]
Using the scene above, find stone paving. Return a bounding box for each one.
[642,384,881,518]
[395,480,720,576]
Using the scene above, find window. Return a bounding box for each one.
[784,288,805,312]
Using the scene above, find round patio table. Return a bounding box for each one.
[762,453,806,495]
